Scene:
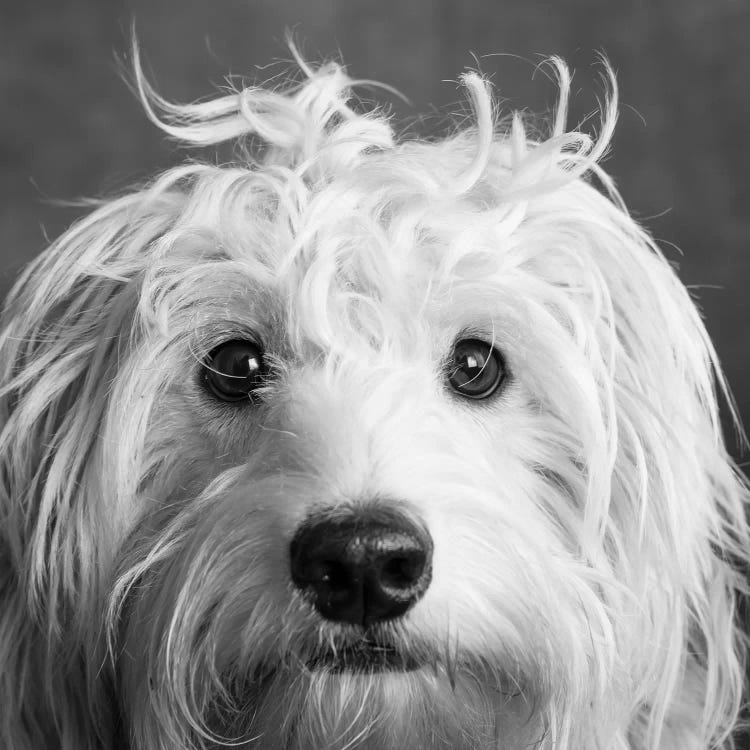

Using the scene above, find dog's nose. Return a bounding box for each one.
[290,509,433,627]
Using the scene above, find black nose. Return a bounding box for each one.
[290,508,433,627]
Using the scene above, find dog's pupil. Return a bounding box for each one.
[219,348,260,379]
[459,351,483,374]
[448,339,504,399]
[204,340,265,401]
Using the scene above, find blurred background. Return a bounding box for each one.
[1,0,749,463]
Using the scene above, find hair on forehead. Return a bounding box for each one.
[131,40,620,202]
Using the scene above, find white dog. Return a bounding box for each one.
[0,47,747,750]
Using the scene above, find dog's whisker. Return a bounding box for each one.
[258,423,300,439]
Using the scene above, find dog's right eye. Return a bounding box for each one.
[202,340,266,403]
[447,338,506,400]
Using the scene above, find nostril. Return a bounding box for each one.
[290,508,433,626]
[381,552,425,589]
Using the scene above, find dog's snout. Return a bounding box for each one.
[290,509,433,627]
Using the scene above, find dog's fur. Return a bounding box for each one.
[0,48,748,750]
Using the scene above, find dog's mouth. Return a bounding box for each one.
[306,639,423,673]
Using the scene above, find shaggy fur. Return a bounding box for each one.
[0,47,748,749]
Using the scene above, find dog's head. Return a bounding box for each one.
[1,52,747,750]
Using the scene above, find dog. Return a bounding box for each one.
[0,45,748,750]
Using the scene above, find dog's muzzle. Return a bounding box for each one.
[290,507,433,627]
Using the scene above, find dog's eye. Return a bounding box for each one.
[447,338,506,400]
[203,340,266,403]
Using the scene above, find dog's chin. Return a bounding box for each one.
[306,640,424,673]
[214,640,534,750]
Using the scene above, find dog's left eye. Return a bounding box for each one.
[447,338,506,400]
[202,340,266,403]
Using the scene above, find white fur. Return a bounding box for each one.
[0,48,747,750]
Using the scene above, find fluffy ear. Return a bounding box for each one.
[550,179,750,749]
[471,60,750,746]
[0,187,181,750]
[584,200,750,748]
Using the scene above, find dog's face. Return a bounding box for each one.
[0,57,747,750]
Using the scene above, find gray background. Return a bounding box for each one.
[1,0,749,465]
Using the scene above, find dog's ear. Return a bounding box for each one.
[547,179,750,746]
[600,218,749,747]
[0,189,181,749]
[478,60,750,742]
